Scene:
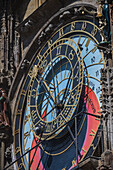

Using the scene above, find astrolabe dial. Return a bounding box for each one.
[14,17,107,170]
[26,38,84,140]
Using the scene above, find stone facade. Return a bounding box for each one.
[97,150,113,170]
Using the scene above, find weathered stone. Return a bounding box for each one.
[97,150,113,170]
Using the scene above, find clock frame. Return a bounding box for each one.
[13,3,106,170]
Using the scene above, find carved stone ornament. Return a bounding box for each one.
[97,150,113,170]
[0,88,10,128]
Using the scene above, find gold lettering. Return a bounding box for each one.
[58,116,64,126]
[31,110,37,121]
[32,88,37,92]
[41,60,47,70]
[71,22,76,31]
[24,131,29,139]
[91,26,97,36]
[52,119,58,129]
[31,94,36,99]
[69,95,74,104]
[48,39,53,47]
[63,107,70,117]
[59,28,64,38]
[66,111,72,120]
[37,54,42,60]
[57,46,62,55]
[15,129,20,135]
[85,38,91,47]
[92,46,97,54]
[15,147,21,155]
[19,163,24,169]
[28,70,33,77]
[21,90,26,96]
[25,147,30,153]
[78,36,81,44]
[68,50,74,60]
[24,115,28,125]
[16,109,22,115]
[31,110,35,115]
[81,22,87,31]
[32,114,37,121]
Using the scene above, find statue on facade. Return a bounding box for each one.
[0,88,10,127]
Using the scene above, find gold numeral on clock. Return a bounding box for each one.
[31,110,37,121]
[25,147,30,153]
[81,22,87,31]
[71,22,76,31]
[15,147,21,155]
[85,38,91,47]
[68,50,74,60]
[46,124,52,132]
[31,94,36,98]
[59,28,64,38]
[21,90,26,96]
[41,60,47,70]
[48,39,53,47]
[78,36,81,44]
[19,163,24,169]
[24,115,30,125]
[91,26,97,36]
[24,131,29,139]
[14,129,20,135]
[37,54,42,60]
[16,109,22,115]
[15,129,20,135]
[57,46,62,55]
[32,88,37,92]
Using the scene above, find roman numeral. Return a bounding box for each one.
[56,46,62,55]
[89,129,96,136]
[71,22,76,31]
[59,28,64,38]
[81,22,87,31]
[24,131,29,139]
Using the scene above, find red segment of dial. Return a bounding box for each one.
[70,85,101,169]
[30,108,47,169]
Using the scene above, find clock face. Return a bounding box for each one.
[26,38,84,140]
[14,19,106,170]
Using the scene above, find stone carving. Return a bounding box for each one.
[45,24,53,34]
[74,6,96,15]
[97,150,113,170]
[20,59,30,71]
[39,31,46,42]
[59,11,71,21]
[5,146,12,163]
[110,5,113,25]
[0,88,10,127]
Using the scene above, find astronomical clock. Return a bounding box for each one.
[13,3,107,170]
